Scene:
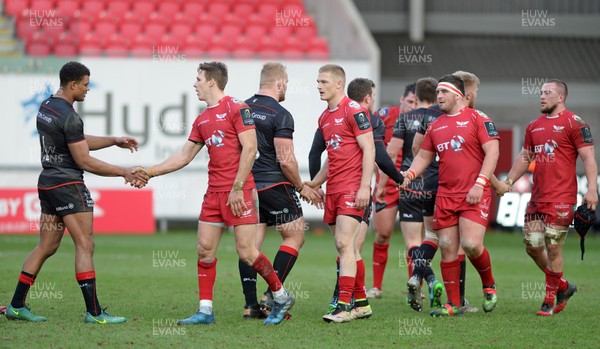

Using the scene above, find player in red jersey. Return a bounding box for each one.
[367,83,416,298]
[401,75,500,317]
[306,64,375,323]
[409,71,483,313]
[138,62,293,326]
[495,80,597,316]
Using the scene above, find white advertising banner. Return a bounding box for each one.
[0,59,372,220]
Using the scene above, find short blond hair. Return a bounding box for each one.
[319,64,346,85]
[453,70,480,89]
[260,62,287,87]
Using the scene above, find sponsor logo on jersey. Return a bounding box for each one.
[535,139,558,155]
[198,119,209,126]
[402,213,413,218]
[345,201,357,208]
[240,208,253,217]
[377,107,389,116]
[456,121,469,127]
[553,125,564,132]
[573,115,585,124]
[484,121,499,137]
[433,125,448,132]
[480,210,489,219]
[348,100,360,109]
[207,130,226,147]
[251,112,267,121]
[580,126,593,144]
[216,113,227,120]
[326,134,343,150]
[475,110,489,118]
[37,112,53,124]
[241,108,254,126]
[56,203,74,211]
[450,135,465,151]
[531,127,544,132]
[334,117,344,125]
[353,112,371,130]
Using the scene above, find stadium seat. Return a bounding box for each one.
[169,23,192,42]
[28,42,51,56]
[130,43,153,58]
[30,0,55,12]
[220,25,242,41]
[283,36,304,51]
[80,42,103,56]
[56,0,81,18]
[270,25,293,41]
[107,0,131,15]
[105,43,129,57]
[94,21,117,38]
[207,3,230,18]
[120,22,142,39]
[144,23,167,42]
[81,0,106,15]
[306,37,330,60]
[53,42,78,57]
[16,18,40,40]
[69,20,93,40]
[132,1,156,19]
[181,2,205,23]
[294,18,317,40]
[195,24,217,41]
[245,25,267,41]
[4,0,30,17]
[157,1,180,19]
[232,2,254,18]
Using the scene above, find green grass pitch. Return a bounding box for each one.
[1,229,598,348]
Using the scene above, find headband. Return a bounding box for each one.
[437,82,464,98]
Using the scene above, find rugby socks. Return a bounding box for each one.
[407,246,419,279]
[238,259,258,306]
[441,259,461,306]
[251,253,282,292]
[372,243,388,290]
[76,271,102,316]
[415,241,437,282]
[468,247,495,287]
[272,245,298,284]
[353,259,367,300]
[261,246,299,298]
[331,257,340,299]
[337,276,355,305]
[10,271,36,308]
[198,259,217,301]
[458,254,466,306]
[544,268,563,305]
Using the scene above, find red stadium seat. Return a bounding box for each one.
[130,43,153,58]
[80,0,106,15]
[195,24,217,41]
[270,25,293,41]
[69,20,93,40]
[245,25,267,41]
[282,2,305,14]
[207,3,230,18]
[157,1,180,18]
[53,42,78,57]
[30,0,55,11]
[169,23,192,42]
[120,22,142,39]
[16,18,40,39]
[145,23,167,42]
[94,21,117,38]
[306,37,330,60]
[132,1,156,19]
[232,3,254,18]
[220,25,242,40]
[4,0,30,17]
[294,18,317,40]
[107,0,131,15]
[56,0,80,18]
[28,42,52,56]
[283,36,303,51]
[257,3,279,19]
[105,43,129,57]
[181,2,205,22]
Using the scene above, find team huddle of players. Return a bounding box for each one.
[3,61,597,325]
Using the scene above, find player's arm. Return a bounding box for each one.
[143,140,203,177]
[85,134,139,153]
[309,158,328,188]
[275,137,302,189]
[401,149,434,188]
[234,129,257,186]
[356,131,376,209]
[378,137,404,186]
[308,128,326,180]
[68,140,149,186]
[578,145,599,210]
[374,140,403,183]
[413,132,424,157]
[506,147,535,185]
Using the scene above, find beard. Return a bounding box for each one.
[541,103,556,114]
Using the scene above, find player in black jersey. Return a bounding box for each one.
[309,78,403,319]
[239,62,319,319]
[378,77,446,311]
[5,62,148,324]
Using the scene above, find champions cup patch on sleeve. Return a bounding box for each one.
[354,112,371,130]
[241,108,254,126]
[580,126,593,144]
[484,121,499,137]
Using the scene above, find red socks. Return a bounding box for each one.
[354,260,367,299]
[338,276,355,304]
[251,253,282,292]
[198,259,217,300]
[468,247,495,287]
[372,243,388,289]
[544,268,567,304]
[441,259,461,306]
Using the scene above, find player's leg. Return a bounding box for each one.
[430,224,463,317]
[239,222,266,319]
[545,223,576,314]
[350,222,372,319]
[6,213,64,322]
[459,217,496,313]
[411,215,444,309]
[323,215,361,323]
[178,221,224,325]
[369,205,397,297]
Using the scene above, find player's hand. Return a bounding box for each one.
[583,190,598,211]
[375,185,386,204]
[312,187,325,209]
[355,185,371,209]
[299,185,319,205]
[466,184,484,205]
[227,189,247,217]
[494,180,511,197]
[115,137,139,153]
[125,166,149,188]
[399,172,412,189]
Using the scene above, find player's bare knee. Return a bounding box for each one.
[459,241,479,257]
[525,245,544,258]
[375,233,391,245]
[438,235,452,249]
[544,226,568,246]
[425,230,438,243]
